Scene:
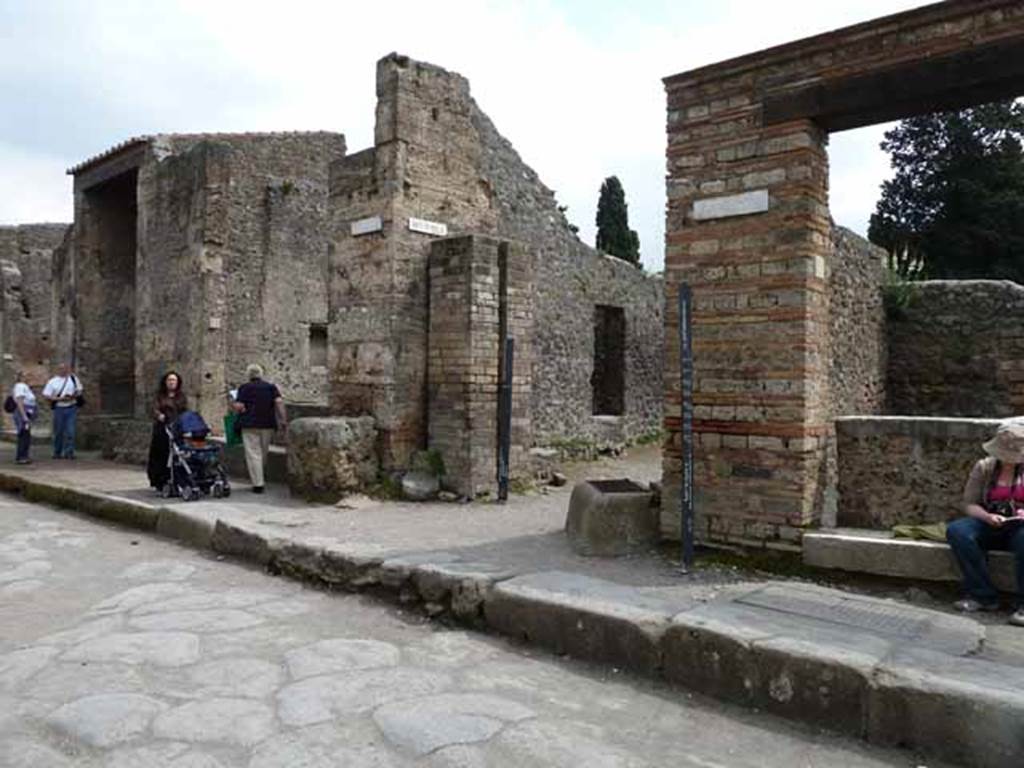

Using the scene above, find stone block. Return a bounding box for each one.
[286,417,378,502]
[803,528,1015,591]
[484,571,693,676]
[564,480,658,557]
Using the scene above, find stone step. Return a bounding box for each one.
[803,527,1015,592]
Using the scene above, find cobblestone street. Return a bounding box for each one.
[0,494,940,768]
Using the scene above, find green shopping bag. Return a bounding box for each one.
[223,412,242,447]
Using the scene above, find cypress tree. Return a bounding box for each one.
[595,176,640,266]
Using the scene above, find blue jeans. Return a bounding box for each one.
[13,407,34,461]
[52,405,78,458]
[946,516,1024,607]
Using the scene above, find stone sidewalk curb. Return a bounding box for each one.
[3,468,1023,767]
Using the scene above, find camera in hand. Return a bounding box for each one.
[987,501,1015,517]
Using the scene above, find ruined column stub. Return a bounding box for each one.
[663,1,1024,547]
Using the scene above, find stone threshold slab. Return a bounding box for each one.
[1,467,1023,767]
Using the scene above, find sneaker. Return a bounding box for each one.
[954,598,1001,613]
[252,486,265,494]
[15,458,32,465]
[1010,609,1024,627]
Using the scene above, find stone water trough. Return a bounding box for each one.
[565,479,657,557]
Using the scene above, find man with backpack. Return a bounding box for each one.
[42,362,84,459]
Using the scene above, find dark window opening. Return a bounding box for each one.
[309,324,328,368]
[592,305,625,416]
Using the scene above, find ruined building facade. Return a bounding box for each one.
[6,54,663,496]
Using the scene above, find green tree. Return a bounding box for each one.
[595,176,640,266]
[868,100,1024,281]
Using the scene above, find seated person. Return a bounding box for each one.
[947,421,1024,626]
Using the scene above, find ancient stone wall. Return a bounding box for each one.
[828,226,886,419]
[886,281,1024,418]
[835,416,999,529]
[661,0,1023,547]
[0,223,71,424]
[69,132,345,430]
[330,55,662,471]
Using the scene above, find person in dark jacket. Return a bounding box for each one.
[232,364,287,493]
[146,371,188,491]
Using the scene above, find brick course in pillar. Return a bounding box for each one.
[662,0,1024,547]
[427,235,533,497]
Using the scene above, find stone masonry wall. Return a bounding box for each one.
[661,1,1022,548]
[828,226,886,420]
[836,416,1000,529]
[886,281,1024,418]
[329,55,663,470]
[70,132,345,432]
[0,223,70,426]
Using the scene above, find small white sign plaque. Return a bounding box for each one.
[693,189,769,221]
[408,217,448,237]
[350,216,383,236]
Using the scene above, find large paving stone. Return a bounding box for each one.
[250,723,402,768]
[0,560,51,584]
[62,632,201,667]
[47,692,167,747]
[277,668,452,727]
[131,588,281,615]
[90,582,196,615]
[285,639,400,680]
[662,582,984,735]
[187,658,284,699]
[484,571,694,676]
[373,693,534,756]
[0,736,75,768]
[129,608,264,633]
[868,646,1024,768]
[152,697,277,747]
[0,646,59,692]
[118,559,197,582]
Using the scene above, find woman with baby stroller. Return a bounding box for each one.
[146,370,188,492]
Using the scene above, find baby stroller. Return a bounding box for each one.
[161,410,231,501]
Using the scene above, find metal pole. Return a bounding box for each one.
[679,284,695,572]
[497,337,514,502]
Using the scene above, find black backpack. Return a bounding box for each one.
[3,395,16,413]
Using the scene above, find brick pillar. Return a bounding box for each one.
[663,87,831,547]
[427,235,532,497]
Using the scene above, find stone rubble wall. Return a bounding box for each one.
[835,416,1000,529]
[329,54,663,475]
[286,416,378,502]
[885,280,1024,418]
[0,223,71,428]
[828,226,886,420]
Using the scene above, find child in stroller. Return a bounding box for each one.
[161,410,231,501]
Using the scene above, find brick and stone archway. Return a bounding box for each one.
[662,1,1024,547]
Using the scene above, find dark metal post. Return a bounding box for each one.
[497,337,514,502]
[679,284,695,572]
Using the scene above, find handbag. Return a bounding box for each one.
[223,412,243,447]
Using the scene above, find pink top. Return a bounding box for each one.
[987,484,1024,503]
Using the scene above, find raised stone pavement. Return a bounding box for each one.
[1,446,1022,766]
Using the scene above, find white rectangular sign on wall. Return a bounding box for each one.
[408,217,448,237]
[692,189,769,221]
[350,216,383,236]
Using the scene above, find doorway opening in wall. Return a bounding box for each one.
[83,168,138,415]
[592,305,625,416]
[308,323,328,368]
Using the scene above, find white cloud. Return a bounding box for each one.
[0,143,72,225]
[0,0,932,266]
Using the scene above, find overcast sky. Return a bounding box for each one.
[0,0,931,270]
